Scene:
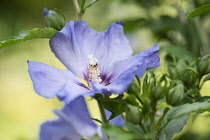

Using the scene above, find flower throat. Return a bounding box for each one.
[88,54,102,82]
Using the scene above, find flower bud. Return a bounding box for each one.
[176,60,187,77]
[168,64,179,79]
[197,55,210,76]
[151,85,168,101]
[166,84,184,106]
[127,76,141,95]
[168,60,186,79]
[125,94,139,106]
[43,8,66,31]
[125,105,141,124]
[183,68,198,86]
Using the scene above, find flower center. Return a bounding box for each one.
[88,54,102,82]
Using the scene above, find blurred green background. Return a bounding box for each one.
[0,0,210,140]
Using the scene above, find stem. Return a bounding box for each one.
[156,108,169,130]
[94,94,110,139]
[150,114,155,131]
[72,0,83,20]
[97,99,108,124]
[85,0,100,8]
[150,101,158,140]
[139,122,147,133]
[150,101,157,131]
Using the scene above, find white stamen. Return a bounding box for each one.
[88,54,102,82]
[88,54,98,65]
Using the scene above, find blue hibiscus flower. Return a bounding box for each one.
[28,21,160,103]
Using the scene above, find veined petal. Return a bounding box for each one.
[138,44,160,69]
[50,22,88,79]
[50,21,132,80]
[55,97,100,138]
[40,97,99,140]
[107,44,160,84]
[28,61,92,103]
[40,119,82,140]
[99,22,133,77]
[91,60,147,95]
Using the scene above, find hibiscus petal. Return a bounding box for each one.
[105,110,124,127]
[139,44,160,69]
[55,97,100,138]
[98,22,133,76]
[104,44,160,84]
[40,97,99,140]
[28,61,93,103]
[40,119,82,140]
[101,110,125,140]
[75,21,133,63]
[50,21,133,81]
[50,26,87,79]
[91,59,147,95]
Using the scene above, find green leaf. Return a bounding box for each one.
[158,130,167,140]
[186,4,210,19]
[102,125,139,140]
[23,28,58,40]
[0,28,58,49]
[183,88,199,98]
[196,96,210,102]
[87,117,102,124]
[98,97,127,120]
[164,115,189,140]
[167,102,210,120]
[103,124,154,140]
[124,121,143,135]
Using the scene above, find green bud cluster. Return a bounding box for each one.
[168,60,187,79]
[149,74,168,101]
